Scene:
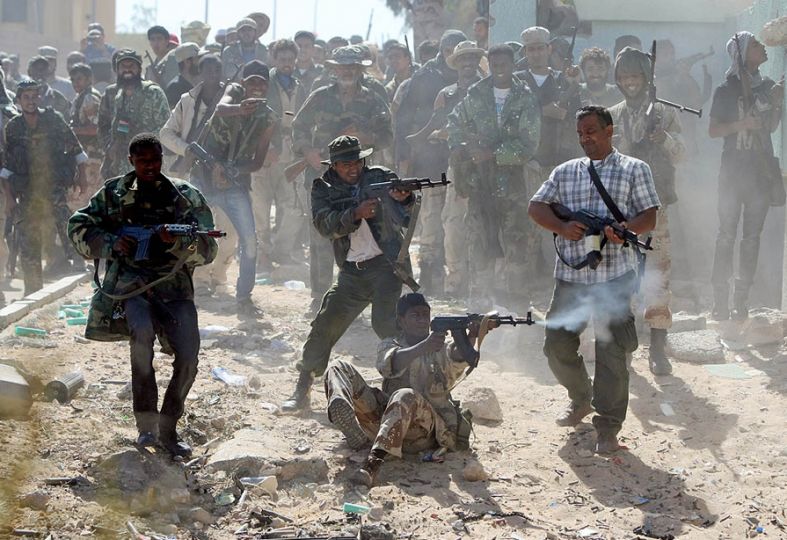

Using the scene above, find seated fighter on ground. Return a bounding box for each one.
[323,293,491,487]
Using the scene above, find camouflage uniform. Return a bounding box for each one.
[291,81,392,304]
[323,334,470,456]
[293,63,324,95]
[67,171,217,433]
[609,96,684,331]
[447,75,541,303]
[310,71,390,103]
[69,85,104,209]
[2,107,86,294]
[98,81,171,179]
[40,85,71,122]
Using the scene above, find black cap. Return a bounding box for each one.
[16,78,42,92]
[147,25,169,40]
[114,49,143,67]
[241,59,269,80]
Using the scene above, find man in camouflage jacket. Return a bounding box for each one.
[98,50,171,179]
[447,44,541,306]
[68,133,217,458]
[609,46,685,376]
[1,79,88,295]
[291,46,392,313]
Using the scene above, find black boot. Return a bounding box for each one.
[158,415,192,458]
[731,282,749,321]
[350,448,386,487]
[712,286,730,320]
[281,371,314,413]
[649,328,672,376]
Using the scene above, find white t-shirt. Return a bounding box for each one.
[531,73,548,87]
[346,219,384,262]
[493,87,511,123]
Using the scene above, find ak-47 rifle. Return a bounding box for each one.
[556,26,579,110]
[733,33,785,206]
[431,312,535,368]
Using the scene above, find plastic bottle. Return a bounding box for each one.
[283,280,306,290]
[63,308,85,318]
[14,326,47,337]
[342,502,371,515]
[210,366,247,386]
[66,317,88,325]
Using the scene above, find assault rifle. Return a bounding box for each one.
[550,202,652,271]
[431,312,535,367]
[117,224,226,261]
[188,142,240,181]
[645,40,703,118]
[367,172,451,193]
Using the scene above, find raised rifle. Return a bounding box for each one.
[645,40,703,118]
[117,223,226,262]
[556,26,579,109]
[367,173,451,193]
[431,312,535,367]
[188,142,240,184]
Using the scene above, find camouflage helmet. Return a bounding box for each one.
[322,135,374,165]
[325,45,373,67]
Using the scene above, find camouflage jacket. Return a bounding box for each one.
[71,86,103,158]
[292,81,392,159]
[312,165,416,285]
[310,71,389,103]
[197,82,279,192]
[609,98,685,204]
[98,81,171,179]
[68,171,218,342]
[221,43,268,81]
[3,107,85,201]
[293,63,323,96]
[447,75,540,195]
[377,334,470,451]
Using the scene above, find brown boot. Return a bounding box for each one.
[350,449,386,487]
[281,371,314,413]
[555,400,594,427]
[595,431,621,455]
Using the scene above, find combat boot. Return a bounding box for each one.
[281,371,314,413]
[648,328,672,376]
[350,449,386,487]
[159,415,193,458]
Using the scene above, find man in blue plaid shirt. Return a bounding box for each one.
[528,105,659,454]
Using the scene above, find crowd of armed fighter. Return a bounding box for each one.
[0,8,781,485]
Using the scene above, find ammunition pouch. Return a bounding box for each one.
[453,399,474,451]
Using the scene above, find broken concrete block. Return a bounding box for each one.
[744,308,786,346]
[670,312,707,334]
[666,330,725,364]
[457,387,503,422]
[0,363,33,416]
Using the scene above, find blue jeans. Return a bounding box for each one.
[208,187,257,301]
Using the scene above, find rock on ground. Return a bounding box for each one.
[667,329,725,364]
[457,387,503,422]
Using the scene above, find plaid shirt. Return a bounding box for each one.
[531,148,660,284]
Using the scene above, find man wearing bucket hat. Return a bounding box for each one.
[291,45,392,315]
[221,17,268,80]
[309,45,388,102]
[280,135,416,413]
[448,44,541,306]
[97,49,170,179]
[181,20,211,48]
[395,29,467,295]
[407,40,485,298]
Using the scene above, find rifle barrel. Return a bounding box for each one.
[655,98,702,118]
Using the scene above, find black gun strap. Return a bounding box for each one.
[587,161,627,223]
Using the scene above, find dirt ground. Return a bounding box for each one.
[1,271,786,540]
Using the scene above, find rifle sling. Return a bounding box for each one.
[92,249,191,302]
[389,193,421,291]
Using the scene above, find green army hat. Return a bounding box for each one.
[322,135,374,165]
[325,45,373,67]
[114,49,143,67]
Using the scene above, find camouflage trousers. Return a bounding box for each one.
[324,359,438,457]
[638,207,672,330]
[19,199,74,295]
[441,180,469,297]
[193,205,236,290]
